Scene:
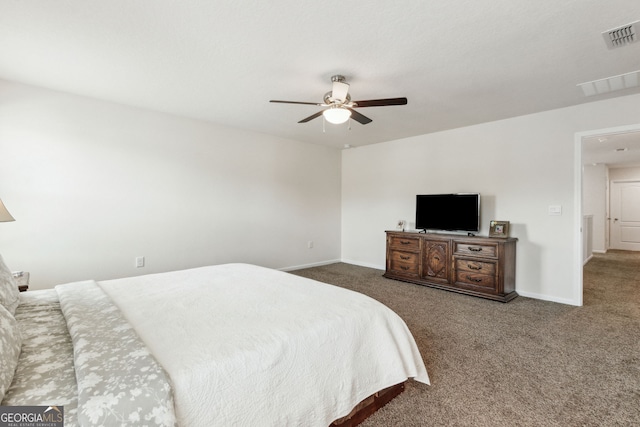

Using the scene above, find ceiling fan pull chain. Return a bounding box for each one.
[322,116,326,133]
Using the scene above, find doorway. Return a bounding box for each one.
[576,123,640,307]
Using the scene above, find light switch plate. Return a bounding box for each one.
[548,205,562,216]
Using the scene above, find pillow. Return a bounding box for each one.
[0,303,22,401]
[0,254,20,315]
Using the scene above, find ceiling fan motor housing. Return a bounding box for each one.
[324,91,351,105]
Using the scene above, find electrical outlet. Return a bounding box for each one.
[135,256,145,268]
[308,241,314,249]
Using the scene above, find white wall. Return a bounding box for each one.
[583,164,607,252]
[0,80,342,288]
[609,166,640,181]
[342,93,640,305]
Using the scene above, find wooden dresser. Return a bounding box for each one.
[384,231,518,302]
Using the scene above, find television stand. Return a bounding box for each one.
[383,231,518,302]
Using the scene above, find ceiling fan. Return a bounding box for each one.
[270,75,407,125]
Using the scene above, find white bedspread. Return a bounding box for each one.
[98,263,429,427]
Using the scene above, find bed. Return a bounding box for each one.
[0,256,429,426]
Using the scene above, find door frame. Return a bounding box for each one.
[574,123,640,307]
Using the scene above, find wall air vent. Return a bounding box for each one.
[602,21,638,49]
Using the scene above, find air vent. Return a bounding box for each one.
[577,70,640,97]
[602,21,638,49]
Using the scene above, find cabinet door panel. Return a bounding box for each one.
[422,241,450,283]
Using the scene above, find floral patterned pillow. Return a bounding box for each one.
[0,303,22,401]
[0,254,19,315]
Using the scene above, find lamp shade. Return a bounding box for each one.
[0,199,15,222]
[323,107,351,124]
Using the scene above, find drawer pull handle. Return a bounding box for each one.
[401,266,410,270]
[400,255,411,260]
[466,275,483,282]
[400,240,412,245]
[434,256,440,261]
[468,246,483,252]
[467,264,482,270]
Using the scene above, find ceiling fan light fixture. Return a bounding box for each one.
[323,106,351,124]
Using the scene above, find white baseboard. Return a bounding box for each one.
[516,290,580,306]
[279,259,341,272]
[339,259,385,271]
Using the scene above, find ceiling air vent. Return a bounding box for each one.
[602,21,638,49]
[577,70,640,97]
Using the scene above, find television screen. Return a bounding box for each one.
[415,193,480,232]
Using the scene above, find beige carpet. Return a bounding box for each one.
[292,250,640,426]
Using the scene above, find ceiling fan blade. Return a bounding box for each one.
[346,108,373,125]
[270,100,324,106]
[352,97,407,107]
[298,110,325,123]
[332,81,350,103]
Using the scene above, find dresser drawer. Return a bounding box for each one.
[454,271,496,290]
[388,250,419,276]
[454,241,497,258]
[455,258,496,276]
[388,235,421,251]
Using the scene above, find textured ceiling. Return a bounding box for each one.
[583,131,640,167]
[1,0,639,150]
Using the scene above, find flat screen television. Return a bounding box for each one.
[415,193,480,233]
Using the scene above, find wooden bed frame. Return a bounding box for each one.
[330,382,405,427]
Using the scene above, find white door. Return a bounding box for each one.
[610,181,640,251]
